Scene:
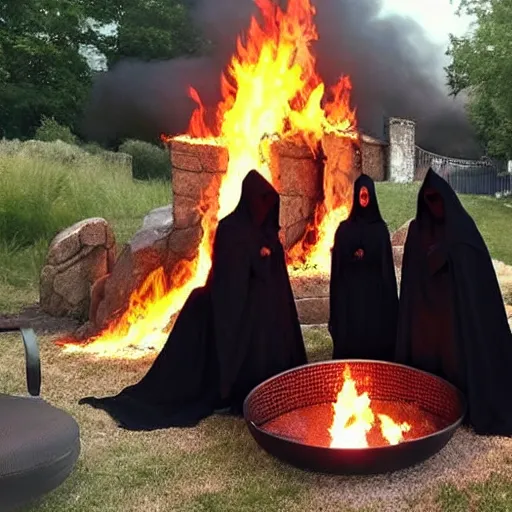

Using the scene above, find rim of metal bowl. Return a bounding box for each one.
[243,359,467,451]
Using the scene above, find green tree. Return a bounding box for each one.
[0,0,103,139]
[96,0,202,66]
[446,0,512,157]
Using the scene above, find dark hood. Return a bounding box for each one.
[234,170,280,231]
[417,168,485,250]
[348,173,383,223]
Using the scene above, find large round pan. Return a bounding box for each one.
[243,360,466,475]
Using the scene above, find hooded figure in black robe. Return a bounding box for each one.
[395,168,512,436]
[80,170,307,430]
[329,174,398,361]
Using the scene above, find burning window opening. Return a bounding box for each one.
[59,0,359,359]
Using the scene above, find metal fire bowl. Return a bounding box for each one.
[243,360,466,475]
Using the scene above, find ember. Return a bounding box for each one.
[61,0,358,358]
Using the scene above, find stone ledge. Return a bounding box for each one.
[290,273,329,299]
[295,297,329,325]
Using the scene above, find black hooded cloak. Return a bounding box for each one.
[80,170,307,430]
[395,168,512,436]
[329,174,398,361]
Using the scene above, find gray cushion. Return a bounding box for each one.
[0,394,80,511]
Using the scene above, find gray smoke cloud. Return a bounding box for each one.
[83,0,481,157]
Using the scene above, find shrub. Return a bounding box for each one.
[119,139,170,180]
[0,151,170,249]
[0,139,133,178]
[34,116,77,145]
[81,142,105,155]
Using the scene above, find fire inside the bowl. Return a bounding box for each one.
[262,367,449,449]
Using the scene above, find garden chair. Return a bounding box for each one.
[0,322,81,511]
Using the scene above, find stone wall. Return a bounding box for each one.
[361,134,387,181]
[291,274,329,325]
[43,120,422,332]
[88,141,227,332]
[269,140,322,250]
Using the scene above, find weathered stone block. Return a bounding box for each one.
[41,218,115,319]
[277,157,321,197]
[173,194,202,229]
[269,140,321,198]
[107,248,116,272]
[79,218,107,246]
[171,152,202,173]
[130,208,173,253]
[290,274,329,299]
[173,169,223,202]
[388,117,416,183]
[40,265,58,306]
[361,134,387,181]
[295,297,329,325]
[94,246,164,329]
[83,206,176,330]
[170,140,229,173]
[168,225,203,259]
[283,219,310,251]
[53,262,90,307]
[280,195,317,229]
[87,247,108,283]
[49,247,108,311]
[47,228,81,265]
[48,293,66,317]
[105,226,116,249]
[270,139,314,160]
[142,205,173,232]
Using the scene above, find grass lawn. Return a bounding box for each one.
[1,152,512,511]
[0,151,169,313]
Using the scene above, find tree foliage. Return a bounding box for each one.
[0,0,201,141]
[100,0,203,66]
[0,0,101,139]
[447,0,512,157]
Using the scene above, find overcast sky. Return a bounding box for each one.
[380,0,473,44]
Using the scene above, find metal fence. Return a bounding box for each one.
[415,146,512,197]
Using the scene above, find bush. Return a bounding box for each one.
[81,142,105,155]
[119,139,170,180]
[0,150,170,249]
[0,139,133,179]
[34,116,77,145]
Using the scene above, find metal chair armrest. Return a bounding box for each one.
[0,325,41,397]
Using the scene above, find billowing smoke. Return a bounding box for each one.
[83,0,481,158]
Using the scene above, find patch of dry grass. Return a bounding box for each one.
[1,182,512,510]
[3,327,512,512]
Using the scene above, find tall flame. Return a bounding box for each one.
[329,366,412,448]
[61,0,357,359]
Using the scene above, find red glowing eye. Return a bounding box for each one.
[359,186,369,207]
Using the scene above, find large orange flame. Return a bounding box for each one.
[61,0,357,359]
[329,366,411,448]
